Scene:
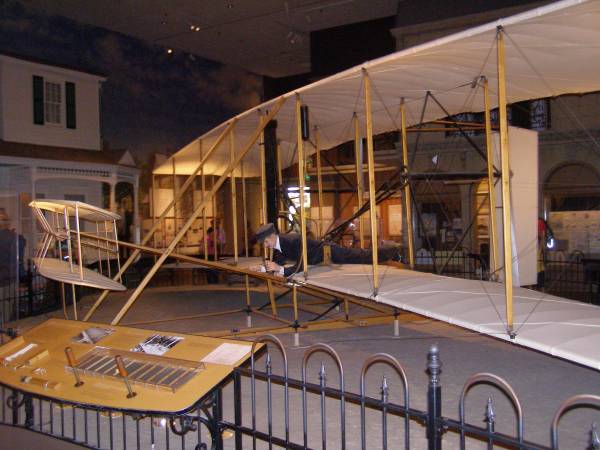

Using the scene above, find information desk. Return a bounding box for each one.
[0,318,261,413]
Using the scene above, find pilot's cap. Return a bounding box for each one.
[255,223,277,243]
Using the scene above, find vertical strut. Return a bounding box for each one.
[230,130,239,263]
[496,28,515,336]
[315,127,324,238]
[276,143,285,232]
[400,99,415,268]
[296,95,309,279]
[363,70,379,295]
[353,113,365,249]
[482,77,500,278]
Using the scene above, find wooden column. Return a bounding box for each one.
[400,99,415,268]
[315,127,324,238]
[482,77,499,278]
[497,27,515,335]
[353,113,365,248]
[363,70,379,295]
[295,94,309,279]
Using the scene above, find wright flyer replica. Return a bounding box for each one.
[3,0,600,439]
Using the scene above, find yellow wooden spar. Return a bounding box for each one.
[362,70,379,296]
[295,94,309,280]
[399,100,415,269]
[353,113,365,249]
[482,77,500,280]
[496,27,515,335]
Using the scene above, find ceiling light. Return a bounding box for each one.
[189,25,200,32]
[166,48,173,54]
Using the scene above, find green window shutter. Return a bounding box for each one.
[33,75,44,125]
[65,82,76,129]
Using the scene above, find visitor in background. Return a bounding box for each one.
[211,218,226,256]
[204,227,218,284]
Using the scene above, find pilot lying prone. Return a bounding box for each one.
[250,222,401,277]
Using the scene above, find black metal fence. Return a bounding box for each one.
[414,249,492,281]
[2,335,600,449]
[541,251,599,304]
[413,248,600,305]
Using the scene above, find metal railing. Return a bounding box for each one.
[414,249,488,280]
[228,336,600,450]
[540,251,599,304]
[2,335,600,449]
[413,248,600,304]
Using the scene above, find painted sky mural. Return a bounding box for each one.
[0,1,263,162]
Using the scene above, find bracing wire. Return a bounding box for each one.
[503,30,600,157]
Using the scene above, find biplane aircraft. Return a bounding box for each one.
[2,0,600,420]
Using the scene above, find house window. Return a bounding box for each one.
[33,76,76,128]
[44,81,62,124]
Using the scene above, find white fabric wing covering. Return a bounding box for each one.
[155,0,600,177]
[298,264,600,370]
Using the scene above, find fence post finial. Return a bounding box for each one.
[427,344,442,386]
[426,344,443,450]
[485,397,496,424]
[381,375,389,404]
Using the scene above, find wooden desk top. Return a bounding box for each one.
[0,318,260,413]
